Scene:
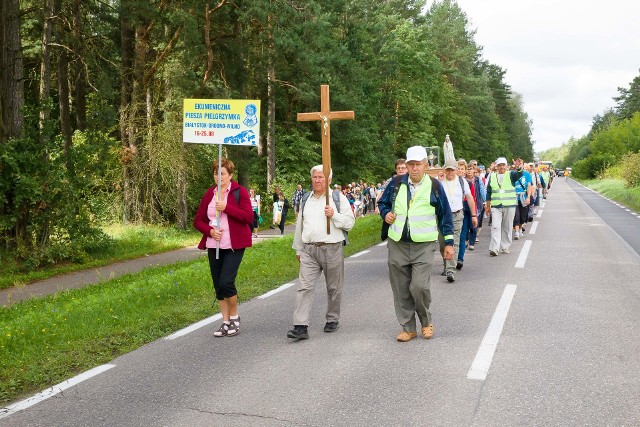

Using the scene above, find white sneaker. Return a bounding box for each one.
[501,248,510,254]
[514,231,520,240]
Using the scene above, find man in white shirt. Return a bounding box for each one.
[287,165,355,340]
[438,159,477,282]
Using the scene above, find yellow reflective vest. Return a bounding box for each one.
[489,172,517,207]
[388,178,438,242]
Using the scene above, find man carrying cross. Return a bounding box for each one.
[287,85,355,340]
[287,165,355,340]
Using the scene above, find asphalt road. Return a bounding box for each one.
[2,179,640,426]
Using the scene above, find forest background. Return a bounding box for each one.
[1,0,535,268]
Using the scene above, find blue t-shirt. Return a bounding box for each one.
[514,171,532,195]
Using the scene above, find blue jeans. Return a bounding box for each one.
[468,209,484,246]
[458,211,472,262]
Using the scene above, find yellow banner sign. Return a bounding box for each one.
[182,99,260,145]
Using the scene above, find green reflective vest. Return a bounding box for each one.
[489,172,516,207]
[540,171,550,187]
[388,177,438,242]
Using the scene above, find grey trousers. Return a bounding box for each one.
[490,206,516,252]
[387,239,437,333]
[438,210,463,272]
[292,242,344,326]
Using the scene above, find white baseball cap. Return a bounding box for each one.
[405,146,427,162]
[495,157,508,165]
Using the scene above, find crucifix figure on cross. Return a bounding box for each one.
[297,85,355,233]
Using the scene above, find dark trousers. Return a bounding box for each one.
[208,248,245,300]
[278,208,288,234]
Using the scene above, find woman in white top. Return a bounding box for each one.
[249,188,260,238]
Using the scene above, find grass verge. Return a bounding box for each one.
[577,178,640,212]
[0,214,382,404]
[0,225,201,290]
[0,218,293,290]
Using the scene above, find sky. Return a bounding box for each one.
[451,0,640,153]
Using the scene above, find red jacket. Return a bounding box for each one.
[193,180,254,250]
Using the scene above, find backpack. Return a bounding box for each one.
[300,191,349,245]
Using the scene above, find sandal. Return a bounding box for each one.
[227,317,240,337]
[213,323,228,337]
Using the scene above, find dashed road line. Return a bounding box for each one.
[515,240,532,269]
[467,284,517,381]
[529,221,539,235]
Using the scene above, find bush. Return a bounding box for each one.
[571,153,616,179]
[620,152,640,187]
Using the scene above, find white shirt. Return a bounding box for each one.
[292,192,355,254]
[442,176,470,212]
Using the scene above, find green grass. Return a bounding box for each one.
[577,178,640,212]
[0,214,382,404]
[0,225,202,290]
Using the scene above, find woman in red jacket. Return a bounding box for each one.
[193,158,253,337]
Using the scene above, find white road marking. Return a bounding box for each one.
[167,281,300,339]
[625,209,631,212]
[536,209,543,218]
[377,241,388,247]
[350,250,370,258]
[0,364,116,419]
[257,282,296,299]
[515,240,532,269]
[529,221,539,235]
[164,313,222,340]
[467,284,517,381]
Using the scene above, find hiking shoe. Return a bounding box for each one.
[396,331,417,342]
[324,322,339,333]
[227,317,240,337]
[213,322,229,337]
[287,325,309,340]
[446,271,455,283]
[489,250,498,257]
[421,324,434,339]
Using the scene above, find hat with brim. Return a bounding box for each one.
[444,159,458,170]
[495,157,508,165]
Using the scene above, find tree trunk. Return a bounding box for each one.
[72,0,86,131]
[266,15,276,188]
[39,0,54,145]
[176,167,187,229]
[0,0,24,143]
[55,0,73,174]
[120,0,135,223]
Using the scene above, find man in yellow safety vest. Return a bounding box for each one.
[378,146,454,342]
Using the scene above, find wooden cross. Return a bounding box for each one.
[297,85,355,233]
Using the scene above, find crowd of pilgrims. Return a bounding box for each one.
[264,158,556,241]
